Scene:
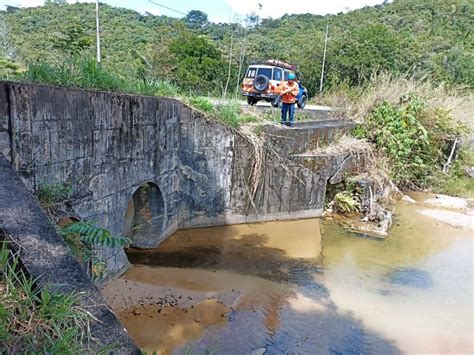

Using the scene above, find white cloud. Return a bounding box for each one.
[227,0,385,18]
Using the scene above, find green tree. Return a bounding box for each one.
[183,10,208,29]
[151,30,225,94]
[52,20,92,56]
[330,24,402,86]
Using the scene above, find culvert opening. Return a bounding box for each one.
[124,182,165,248]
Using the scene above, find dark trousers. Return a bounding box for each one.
[281,103,295,127]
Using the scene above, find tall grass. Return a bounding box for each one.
[133,78,179,97]
[0,242,92,353]
[320,73,474,134]
[215,101,257,128]
[24,58,179,97]
[25,58,124,91]
[187,96,215,114]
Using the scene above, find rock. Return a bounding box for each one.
[194,318,200,323]
[250,348,266,355]
[401,195,416,204]
[419,208,474,230]
[423,194,468,210]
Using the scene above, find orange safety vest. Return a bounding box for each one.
[280,80,299,104]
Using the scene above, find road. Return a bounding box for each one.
[210,99,337,119]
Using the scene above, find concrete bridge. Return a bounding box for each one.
[0,81,358,276]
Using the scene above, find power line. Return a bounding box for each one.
[148,0,186,16]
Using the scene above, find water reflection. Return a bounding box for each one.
[103,202,473,354]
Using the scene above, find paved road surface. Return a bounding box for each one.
[210,99,338,119]
[211,98,333,111]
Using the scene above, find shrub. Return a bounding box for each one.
[0,58,24,79]
[60,221,131,281]
[354,95,467,189]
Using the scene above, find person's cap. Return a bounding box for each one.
[288,73,296,80]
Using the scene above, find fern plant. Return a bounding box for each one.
[60,221,131,280]
[333,191,360,214]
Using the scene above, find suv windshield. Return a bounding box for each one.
[246,67,273,79]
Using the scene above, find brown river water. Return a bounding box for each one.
[102,200,473,354]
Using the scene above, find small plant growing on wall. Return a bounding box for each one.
[60,221,131,281]
[35,182,73,221]
[332,191,360,214]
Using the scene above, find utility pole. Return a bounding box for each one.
[95,0,101,65]
[319,23,329,93]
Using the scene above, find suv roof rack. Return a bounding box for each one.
[251,59,297,71]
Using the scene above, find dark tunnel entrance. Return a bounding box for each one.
[124,182,165,248]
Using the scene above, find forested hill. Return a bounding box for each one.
[1,0,473,95]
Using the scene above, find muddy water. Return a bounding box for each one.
[103,203,473,354]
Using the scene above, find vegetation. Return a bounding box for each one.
[36,182,72,205]
[187,96,215,113]
[353,95,466,188]
[333,191,360,214]
[60,221,131,281]
[24,58,179,97]
[1,1,472,195]
[1,0,472,97]
[215,101,257,128]
[0,58,22,79]
[431,148,474,198]
[0,242,92,353]
[35,182,130,281]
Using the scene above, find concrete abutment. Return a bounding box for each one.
[0,81,362,277]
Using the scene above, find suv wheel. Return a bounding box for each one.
[298,95,307,109]
[253,75,270,92]
[247,97,257,106]
[271,96,281,108]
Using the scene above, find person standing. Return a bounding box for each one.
[280,73,299,127]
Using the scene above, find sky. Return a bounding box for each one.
[1,0,387,22]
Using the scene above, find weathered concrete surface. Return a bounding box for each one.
[0,81,359,275]
[264,120,356,155]
[0,154,138,353]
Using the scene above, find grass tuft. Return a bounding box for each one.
[0,242,92,353]
[187,96,215,113]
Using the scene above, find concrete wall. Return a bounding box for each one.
[0,81,353,275]
[0,154,139,352]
